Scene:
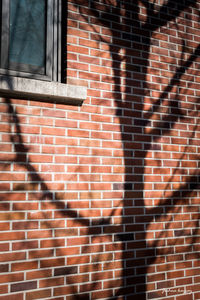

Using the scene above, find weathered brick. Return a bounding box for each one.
[11,281,37,292]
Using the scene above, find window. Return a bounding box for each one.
[0,0,61,82]
[0,0,86,105]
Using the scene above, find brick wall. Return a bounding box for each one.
[1,0,200,299]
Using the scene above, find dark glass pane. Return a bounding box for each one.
[9,0,46,69]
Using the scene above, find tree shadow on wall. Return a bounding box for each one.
[0,79,121,298]
[1,0,200,299]
[86,0,200,298]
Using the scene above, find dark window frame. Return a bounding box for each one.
[0,0,61,82]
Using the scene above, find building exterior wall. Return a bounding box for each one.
[1,0,200,299]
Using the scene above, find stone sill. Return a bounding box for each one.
[0,75,87,106]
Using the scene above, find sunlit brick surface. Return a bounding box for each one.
[1,0,200,299]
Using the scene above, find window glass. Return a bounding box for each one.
[9,0,46,68]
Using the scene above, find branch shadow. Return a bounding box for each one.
[88,0,200,298]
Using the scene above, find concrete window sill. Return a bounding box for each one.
[0,75,87,106]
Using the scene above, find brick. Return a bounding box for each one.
[54,286,78,296]
[0,243,9,252]
[26,289,51,300]
[11,261,38,272]
[28,211,52,220]
[40,219,65,229]
[68,129,89,138]
[56,246,80,257]
[0,272,24,284]
[67,255,90,265]
[26,269,52,280]
[39,277,64,288]
[0,252,26,263]
[42,127,65,136]
[80,282,102,293]
[67,183,89,190]
[167,270,184,279]
[0,284,8,294]
[0,264,9,273]
[0,294,23,300]
[67,274,89,285]
[11,281,37,292]
[40,258,65,268]
[54,266,78,276]
[54,228,78,237]
[0,222,9,231]
[0,232,25,241]
[92,271,113,282]
[27,230,53,240]
[13,202,38,211]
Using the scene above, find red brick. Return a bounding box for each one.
[68,129,89,138]
[80,282,102,293]
[26,269,52,280]
[0,272,24,284]
[54,286,78,296]
[0,251,26,263]
[27,230,53,239]
[11,261,38,272]
[0,294,23,300]
[67,255,90,265]
[28,249,54,260]
[0,231,25,241]
[0,285,8,294]
[39,277,64,288]
[40,258,65,268]
[26,289,51,300]
[0,243,9,252]
[0,222,9,231]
